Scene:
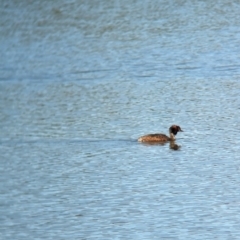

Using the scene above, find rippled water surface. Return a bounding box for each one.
[1,0,240,239]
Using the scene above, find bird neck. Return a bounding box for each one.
[169,132,175,140]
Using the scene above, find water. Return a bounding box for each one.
[1,0,240,239]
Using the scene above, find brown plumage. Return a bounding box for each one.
[138,125,183,143]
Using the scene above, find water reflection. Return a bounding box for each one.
[140,140,181,150]
[169,141,181,151]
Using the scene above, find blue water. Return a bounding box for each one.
[1,0,240,239]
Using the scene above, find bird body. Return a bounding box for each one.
[138,125,183,143]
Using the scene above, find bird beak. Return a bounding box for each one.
[180,128,183,132]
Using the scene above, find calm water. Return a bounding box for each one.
[1,0,240,239]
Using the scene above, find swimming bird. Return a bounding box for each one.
[138,125,183,143]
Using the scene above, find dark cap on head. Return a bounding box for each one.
[169,125,183,135]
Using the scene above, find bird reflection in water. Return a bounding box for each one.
[141,141,181,150]
[169,141,181,150]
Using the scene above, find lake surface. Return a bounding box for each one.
[1,0,240,239]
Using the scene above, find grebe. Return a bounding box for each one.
[138,125,183,143]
